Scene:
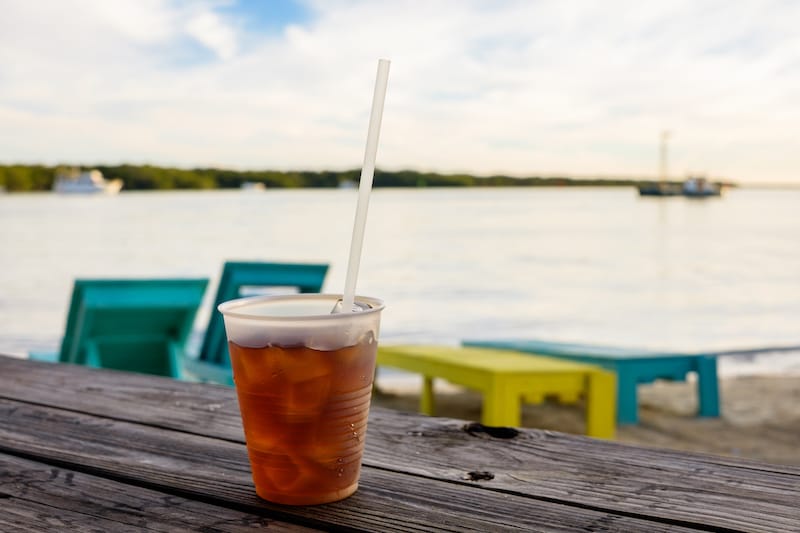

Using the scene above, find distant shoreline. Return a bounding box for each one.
[0,163,738,192]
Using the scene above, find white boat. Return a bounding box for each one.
[240,181,266,191]
[53,169,123,194]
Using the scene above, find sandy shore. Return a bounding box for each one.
[372,375,800,466]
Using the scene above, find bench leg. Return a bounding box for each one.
[85,341,101,369]
[420,376,435,416]
[483,384,520,427]
[696,356,720,418]
[586,371,616,439]
[168,341,185,380]
[616,368,639,425]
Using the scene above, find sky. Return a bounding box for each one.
[0,0,798,185]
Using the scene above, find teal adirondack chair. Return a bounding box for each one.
[183,261,329,385]
[29,279,209,378]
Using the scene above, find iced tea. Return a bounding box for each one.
[229,337,377,505]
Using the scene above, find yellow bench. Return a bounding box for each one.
[377,345,616,439]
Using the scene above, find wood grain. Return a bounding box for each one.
[0,356,244,441]
[0,398,697,532]
[0,453,314,532]
[2,355,798,532]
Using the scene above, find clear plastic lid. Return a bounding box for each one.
[218,293,384,350]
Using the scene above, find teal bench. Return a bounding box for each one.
[463,339,719,425]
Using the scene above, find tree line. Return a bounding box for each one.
[0,164,643,192]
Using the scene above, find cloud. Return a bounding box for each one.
[0,0,798,183]
[185,10,238,60]
[91,0,176,44]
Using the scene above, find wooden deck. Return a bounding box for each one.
[1,354,798,532]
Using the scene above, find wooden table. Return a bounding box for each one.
[1,355,797,532]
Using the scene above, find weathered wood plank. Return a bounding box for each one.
[2,355,799,531]
[0,399,700,533]
[0,453,314,532]
[0,356,245,442]
[364,417,800,533]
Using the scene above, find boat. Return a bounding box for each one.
[638,177,722,198]
[637,131,722,198]
[638,131,681,197]
[682,176,721,197]
[240,181,266,191]
[637,182,683,196]
[53,169,123,194]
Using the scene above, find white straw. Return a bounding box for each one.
[341,59,391,313]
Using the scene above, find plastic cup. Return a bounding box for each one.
[218,293,384,505]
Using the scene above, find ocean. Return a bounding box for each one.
[2,187,798,376]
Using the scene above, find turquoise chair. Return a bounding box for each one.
[30,279,208,378]
[183,261,329,385]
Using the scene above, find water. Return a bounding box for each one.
[2,187,799,375]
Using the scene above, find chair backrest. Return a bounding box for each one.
[199,261,329,367]
[59,279,208,376]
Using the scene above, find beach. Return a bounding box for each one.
[373,374,800,466]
